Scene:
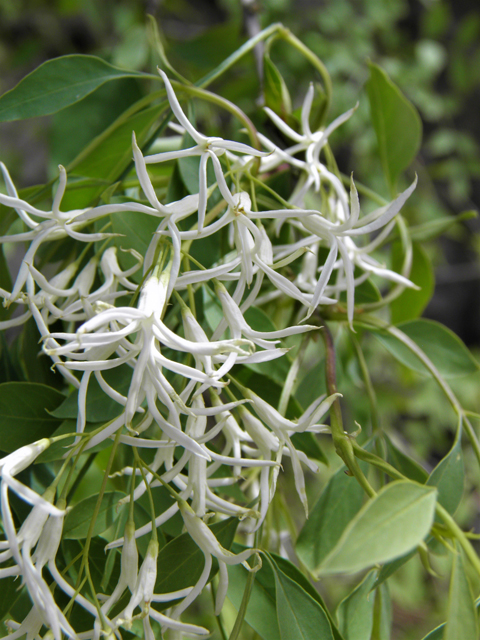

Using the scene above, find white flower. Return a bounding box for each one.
[173,500,257,618]
[0,163,120,303]
[144,69,265,232]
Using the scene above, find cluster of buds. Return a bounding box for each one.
[0,68,415,638]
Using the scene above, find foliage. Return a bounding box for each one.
[0,5,479,640]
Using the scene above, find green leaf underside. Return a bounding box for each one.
[316,480,437,576]
[444,543,479,640]
[366,62,422,192]
[0,382,64,452]
[427,427,464,514]
[337,570,377,640]
[0,55,145,122]
[373,319,479,378]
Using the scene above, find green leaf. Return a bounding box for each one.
[384,435,428,483]
[0,382,63,452]
[264,53,292,117]
[371,582,392,640]
[51,78,143,166]
[427,425,464,514]
[268,555,334,640]
[228,556,279,640]
[444,543,479,640]
[0,576,23,620]
[270,553,344,640]
[390,243,434,324]
[337,571,377,640]
[420,625,444,640]
[372,549,417,590]
[316,481,437,577]
[51,367,131,422]
[366,62,422,192]
[69,103,162,181]
[0,55,145,122]
[409,210,477,242]
[296,464,365,571]
[154,517,238,594]
[373,319,479,379]
[63,491,125,539]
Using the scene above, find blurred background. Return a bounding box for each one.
[1,2,480,637]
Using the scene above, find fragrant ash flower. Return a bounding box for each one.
[144,70,265,232]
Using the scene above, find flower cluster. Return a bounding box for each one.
[0,68,415,638]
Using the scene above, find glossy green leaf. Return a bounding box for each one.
[51,367,131,422]
[63,491,125,539]
[373,319,479,379]
[154,517,238,594]
[366,62,422,191]
[269,555,334,640]
[444,543,479,640]
[0,55,145,122]
[296,464,365,571]
[390,243,434,324]
[316,481,437,577]
[427,425,464,514]
[0,382,63,452]
[51,78,143,166]
[337,571,377,640]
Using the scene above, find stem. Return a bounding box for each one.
[436,504,480,578]
[211,580,229,640]
[350,334,380,435]
[352,314,480,469]
[170,81,261,151]
[197,24,284,89]
[228,528,262,640]
[276,29,332,119]
[321,321,376,498]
